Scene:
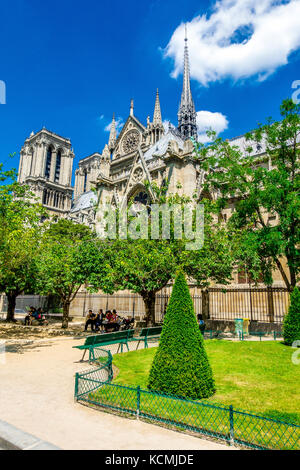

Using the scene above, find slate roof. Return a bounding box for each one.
[70,190,97,213]
[143,130,184,161]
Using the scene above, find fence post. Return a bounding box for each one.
[229,405,234,446]
[137,386,141,420]
[74,373,79,401]
[108,352,113,381]
[267,287,275,323]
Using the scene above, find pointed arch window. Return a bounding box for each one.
[55,150,62,183]
[45,147,52,179]
[83,169,88,193]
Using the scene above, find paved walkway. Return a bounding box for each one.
[0,337,235,450]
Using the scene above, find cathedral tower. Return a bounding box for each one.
[177,26,197,141]
[18,129,74,216]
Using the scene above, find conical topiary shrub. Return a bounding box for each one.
[148,271,215,400]
[283,287,300,346]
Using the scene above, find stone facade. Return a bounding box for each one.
[18,129,74,217]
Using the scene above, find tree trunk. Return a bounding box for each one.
[143,293,156,326]
[288,264,297,291]
[62,301,70,329]
[274,258,291,291]
[201,289,210,321]
[6,293,17,322]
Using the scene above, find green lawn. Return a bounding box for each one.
[112,340,300,424]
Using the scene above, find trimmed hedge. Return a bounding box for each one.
[283,287,300,346]
[148,271,215,400]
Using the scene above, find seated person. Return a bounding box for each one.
[94,309,104,332]
[111,309,118,323]
[197,314,205,335]
[31,307,39,320]
[104,310,120,332]
[85,310,96,332]
[106,310,112,322]
[24,307,34,326]
[36,308,48,325]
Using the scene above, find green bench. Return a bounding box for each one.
[134,326,162,350]
[73,330,135,361]
[248,331,267,341]
[204,330,222,339]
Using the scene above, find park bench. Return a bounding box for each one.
[73,330,135,361]
[204,330,222,339]
[134,326,162,350]
[248,331,267,341]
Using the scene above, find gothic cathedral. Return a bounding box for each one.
[17,32,260,230]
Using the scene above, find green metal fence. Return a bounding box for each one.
[74,349,300,450]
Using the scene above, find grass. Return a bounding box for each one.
[112,340,300,425]
[82,340,300,450]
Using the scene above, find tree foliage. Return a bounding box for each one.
[96,239,178,325]
[93,190,233,325]
[194,99,300,290]
[179,199,233,287]
[148,271,215,399]
[0,163,45,321]
[37,219,102,328]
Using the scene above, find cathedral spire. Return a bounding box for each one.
[108,113,117,151]
[177,24,197,141]
[130,99,134,117]
[153,88,163,126]
[148,88,164,144]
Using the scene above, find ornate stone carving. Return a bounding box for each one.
[132,167,143,182]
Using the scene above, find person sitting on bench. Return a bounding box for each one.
[197,313,205,335]
[94,309,104,332]
[111,309,118,323]
[36,308,48,325]
[104,310,120,332]
[24,306,35,326]
[106,310,112,322]
[85,310,96,332]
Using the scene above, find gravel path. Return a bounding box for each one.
[0,337,235,450]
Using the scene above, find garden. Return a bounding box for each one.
[74,274,300,450]
[112,341,300,425]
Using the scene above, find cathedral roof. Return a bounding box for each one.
[70,190,97,213]
[143,129,184,161]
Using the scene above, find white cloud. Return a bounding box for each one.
[104,117,124,134]
[165,0,300,85]
[196,110,229,143]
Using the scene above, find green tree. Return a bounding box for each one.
[101,239,178,326]
[93,188,233,325]
[148,271,215,399]
[0,163,44,321]
[193,99,300,291]
[37,219,102,328]
[180,200,233,289]
[283,287,300,346]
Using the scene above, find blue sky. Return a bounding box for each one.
[1,0,300,183]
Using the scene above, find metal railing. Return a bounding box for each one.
[77,287,290,324]
[74,349,299,451]
[1,287,290,324]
